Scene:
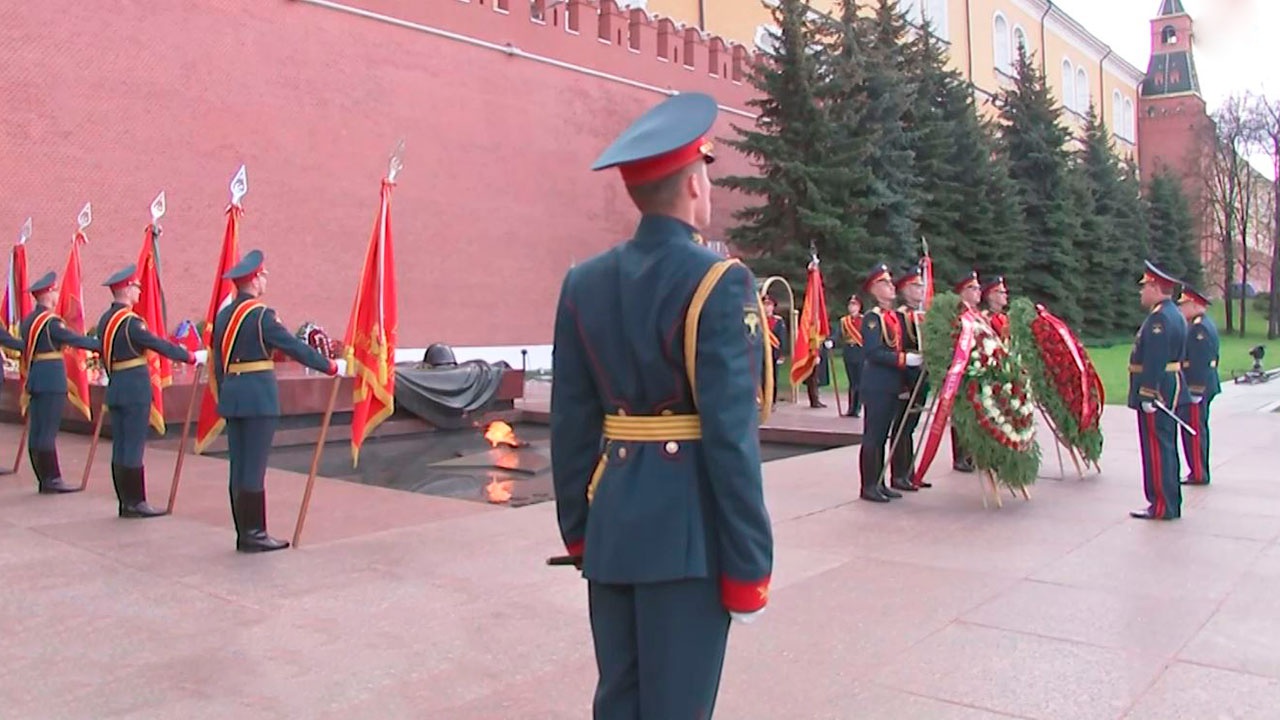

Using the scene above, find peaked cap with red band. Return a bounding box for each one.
[1178,283,1211,307]
[953,270,980,293]
[895,263,923,290]
[103,264,138,289]
[223,248,266,282]
[29,271,57,295]
[1138,260,1179,294]
[981,275,1007,297]
[863,262,893,292]
[591,92,718,187]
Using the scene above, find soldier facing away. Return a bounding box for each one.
[95,264,198,517]
[549,91,773,719]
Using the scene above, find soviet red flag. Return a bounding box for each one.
[789,258,830,386]
[193,204,242,454]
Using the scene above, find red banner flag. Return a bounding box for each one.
[193,203,243,454]
[345,178,399,466]
[921,255,935,311]
[55,230,92,421]
[7,239,32,416]
[135,225,173,434]
[789,258,830,386]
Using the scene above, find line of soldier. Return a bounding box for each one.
[1128,262,1219,522]
[1,250,338,552]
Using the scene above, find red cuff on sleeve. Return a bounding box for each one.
[565,539,585,557]
[896,353,905,369]
[720,574,771,613]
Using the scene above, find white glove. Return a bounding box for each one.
[905,353,923,367]
[823,339,834,349]
[731,608,765,625]
[193,350,208,365]
[333,358,347,376]
[1141,401,1156,414]
[1190,394,1203,404]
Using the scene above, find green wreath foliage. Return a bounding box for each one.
[920,293,1041,488]
[1008,298,1104,464]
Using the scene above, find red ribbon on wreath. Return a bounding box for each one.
[1034,304,1098,430]
[912,313,978,486]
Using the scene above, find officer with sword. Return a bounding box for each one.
[1128,261,1194,521]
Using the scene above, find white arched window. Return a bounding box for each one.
[1112,90,1123,135]
[924,0,948,39]
[994,13,1011,73]
[1012,25,1027,55]
[1075,67,1089,113]
[1061,58,1075,111]
[1124,97,1135,140]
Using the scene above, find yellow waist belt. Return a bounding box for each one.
[602,413,702,441]
[227,360,275,375]
[1128,362,1181,374]
[111,357,148,371]
[31,351,62,362]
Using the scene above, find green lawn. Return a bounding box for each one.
[806,304,1277,407]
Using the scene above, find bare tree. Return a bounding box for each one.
[1203,94,1259,335]
[1254,95,1280,337]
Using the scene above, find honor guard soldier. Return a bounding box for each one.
[763,293,787,406]
[860,262,922,502]
[981,275,1011,341]
[890,264,928,491]
[96,265,198,517]
[20,271,100,493]
[211,250,339,552]
[550,91,774,719]
[1129,261,1190,520]
[0,321,24,474]
[833,294,863,417]
[1176,284,1219,486]
[951,271,986,473]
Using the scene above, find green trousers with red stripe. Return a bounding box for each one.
[1137,408,1182,519]
[1177,400,1212,484]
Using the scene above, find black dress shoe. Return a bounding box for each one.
[880,484,902,499]
[1129,509,1176,520]
[953,460,975,473]
[1180,478,1209,486]
[890,477,918,492]
[860,488,890,503]
[119,467,166,518]
[916,480,933,488]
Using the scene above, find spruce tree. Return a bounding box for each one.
[853,0,920,265]
[901,16,1023,284]
[716,0,855,288]
[1145,169,1203,290]
[811,0,879,296]
[1075,108,1150,337]
[994,46,1084,326]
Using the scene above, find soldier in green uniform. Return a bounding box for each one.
[832,294,863,417]
[860,263,922,502]
[20,271,100,494]
[1128,261,1190,520]
[210,250,339,551]
[1176,284,1219,486]
[0,321,24,475]
[890,264,928,492]
[550,91,774,718]
[95,264,198,517]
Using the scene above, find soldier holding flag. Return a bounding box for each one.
[20,271,99,493]
[210,250,338,552]
[95,265,197,517]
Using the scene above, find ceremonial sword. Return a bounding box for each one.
[1149,399,1197,436]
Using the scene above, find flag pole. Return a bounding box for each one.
[293,139,403,548]
[167,363,205,513]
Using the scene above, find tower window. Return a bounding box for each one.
[1161,25,1177,45]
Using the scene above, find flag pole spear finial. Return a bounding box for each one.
[230,165,248,206]
[19,217,31,245]
[387,139,405,182]
[77,203,92,234]
[150,191,167,234]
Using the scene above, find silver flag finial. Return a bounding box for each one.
[387,139,405,182]
[18,218,31,245]
[151,191,166,222]
[921,236,930,256]
[77,202,92,231]
[230,165,248,205]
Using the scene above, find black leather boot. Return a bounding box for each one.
[807,378,827,408]
[235,490,289,553]
[120,466,165,518]
[37,450,80,494]
[879,480,902,499]
[890,476,918,492]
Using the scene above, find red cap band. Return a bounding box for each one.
[619,137,714,186]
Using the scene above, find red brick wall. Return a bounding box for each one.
[0,0,758,346]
